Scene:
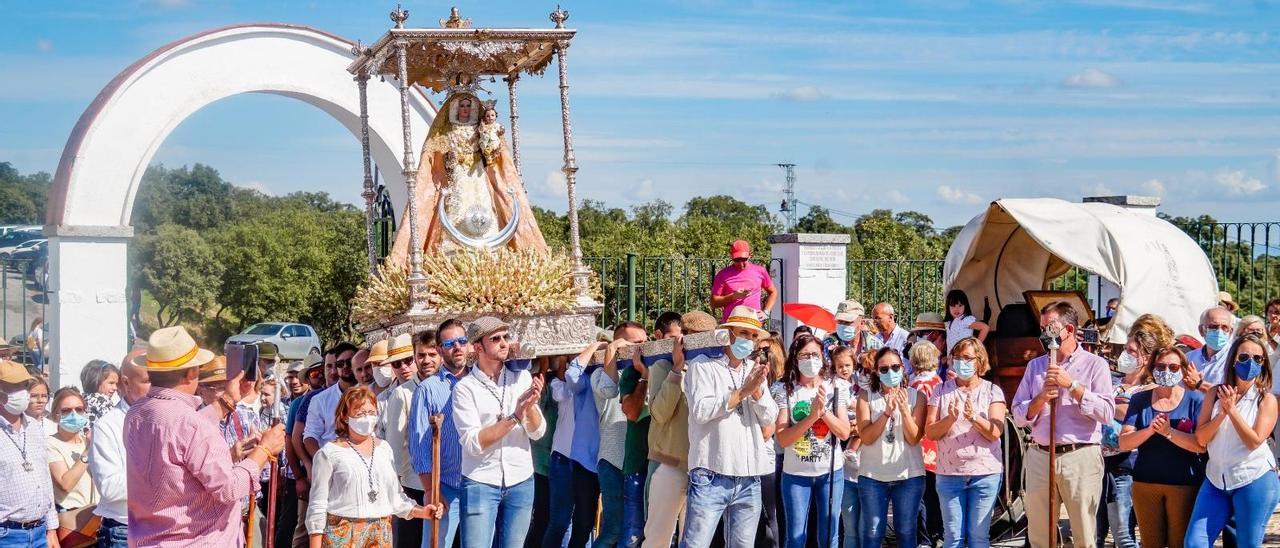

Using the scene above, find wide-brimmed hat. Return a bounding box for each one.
[682,310,718,333]
[132,326,215,371]
[912,312,946,333]
[718,305,769,338]
[256,341,279,360]
[467,316,511,343]
[834,300,865,322]
[303,349,325,372]
[384,333,413,363]
[367,339,390,365]
[0,359,34,385]
[1217,291,1239,312]
[198,356,228,383]
[286,360,307,374]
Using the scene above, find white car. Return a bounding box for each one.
[0,233,43,259]
[226,322,322,360]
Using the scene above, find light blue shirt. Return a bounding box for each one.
[1187,345,1231,386]
[409,368,466,489]
[564,357,601,473]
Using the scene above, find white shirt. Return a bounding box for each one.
[90,400,130,522]
[878,326,912,354]
[771,380,848,477]
[304,384,343,447]
[683,354,779,477]
[550,379,576,457]
[1188,346,1231,386]
[859,388,926,482]
[945,315,977,353]
[305,439,416,534]
[382,376,422,490]
[1206,387,1277,490]
[453,368,547,487]
[592,369,627,470]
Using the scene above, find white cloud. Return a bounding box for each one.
[633,179,656,199]
[886,190,909,205]
[1214,169,1266,196]
[541,170,568,199]
[1062,68,1120,89]
[35,39,53,52]
[1141,178,1166,196]
[770,86,830,102]
[237,180,273,196]
[1083,183,1115,196]
[936,185,982,204]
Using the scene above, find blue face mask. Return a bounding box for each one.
[59,412,88,434]
[878,369,903,388]
[1235,358,1262,381]
[836,325,856,342]
[952,359,976,380]
[1205,329,1230,351]
[730,337,755,360]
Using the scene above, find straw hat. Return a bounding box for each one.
[384,333,413,363]
[834,300,865,322]
[198,356,228,383]
[303,349,325,372]
[911,312,946,333]
[367,339,390,365]
[256,341,279,360]
[0,359,34,385]
[718,305,769,338]
[1217,291,1239,312]
[132,326,215,371]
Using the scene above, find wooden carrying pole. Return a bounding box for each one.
[429,414,444,548]
[265,458,280,548]
[1046,333,1060,548]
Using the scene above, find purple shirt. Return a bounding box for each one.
[1011,347,1115,446]
[711,263,774,321]
[125,387,264,547]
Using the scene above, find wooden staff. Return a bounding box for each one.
[264,458,280,548]
[1046,332,1060,548]
[429,414,444,548]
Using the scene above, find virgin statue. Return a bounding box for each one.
[389,91,547,262]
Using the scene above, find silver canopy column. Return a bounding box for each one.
[355,44,378,278]
[391,6,427,305]
[551,6,591,301]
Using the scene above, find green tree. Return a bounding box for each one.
[0,162,50,224]
[135,224,223,327]
[795,206,845,234]
[211,211,330,333]
[132,164,234,231]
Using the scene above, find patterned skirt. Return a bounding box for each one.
[322,514,393,548]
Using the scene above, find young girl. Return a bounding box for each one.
[944,290,989,354]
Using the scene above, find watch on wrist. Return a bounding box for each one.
[1069,380,1081,392]
[80,454,89,464]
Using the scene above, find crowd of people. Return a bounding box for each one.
[2,243,1280,547]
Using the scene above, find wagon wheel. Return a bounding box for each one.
[990,415,1030,545]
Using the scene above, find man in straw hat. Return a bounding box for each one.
[680,305,779,548]
[380,333,429,548]
[124,326,287,547]
[410,318,472,548]
[0,358,58,547]
[285,349,326,548]
[452,316,545,548]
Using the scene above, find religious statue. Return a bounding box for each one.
[389,85,547,262]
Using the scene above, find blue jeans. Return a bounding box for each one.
[541,452,576,548]
[623,471,646,547]
[781,470,843,548]
[461,477,535,548]
[426,482,462,548]
[1097,470,1137,548]
[0,521,47,548]
[680,468,762,548]
[841,479,861,548]
[858,475,925,548]
[935,473,1001,548]
[598,460,624,548]
[97,518,128,548]
[1186,472,1280,548]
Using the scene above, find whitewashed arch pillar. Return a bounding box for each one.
[46,23,434,388]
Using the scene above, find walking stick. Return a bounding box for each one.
[826,385,838,548]
[265,458,280,548]
[429,414,444,548]
[1046,330,1060,548]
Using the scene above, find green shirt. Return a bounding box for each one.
[531,381,558,476]
[618,367,651,475]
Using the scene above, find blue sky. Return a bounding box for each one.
[4,0,1280,229]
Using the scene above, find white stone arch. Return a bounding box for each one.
[46,23,434,387]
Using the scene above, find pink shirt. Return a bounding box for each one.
[1011,347,1115,446]
[928,379,1006,476]
[711,263,774,321]
[125,387,264,547]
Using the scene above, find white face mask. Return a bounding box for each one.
[1116,351,1139,374]
[3,389,30,415]
[372,366,395,388]
[349,415,379,437]
[798,356,823,378]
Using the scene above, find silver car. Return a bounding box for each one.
[226,322,322,360]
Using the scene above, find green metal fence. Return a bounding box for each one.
[586,255,785,330]
[846,259,946,324]
[0,258,46,368]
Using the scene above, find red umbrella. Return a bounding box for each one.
[783,303,837,333]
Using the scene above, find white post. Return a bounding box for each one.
[46,225,133,390]
[1082,195,1161,315]
[769,233,851,345]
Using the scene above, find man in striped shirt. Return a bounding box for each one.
[409,318,471,548]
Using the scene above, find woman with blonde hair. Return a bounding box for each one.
[306,387,440,547]
[925,337,1006,548]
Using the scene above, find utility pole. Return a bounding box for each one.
[778,163,797,232]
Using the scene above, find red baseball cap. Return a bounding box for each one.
[730,240,751,260]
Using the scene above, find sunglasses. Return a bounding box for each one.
[488,334,510,343]
[441,336,468,349]
[334,359,352,369]
[1237,353,1265,363]
[732,258,749,263]
[57,406,86,414]
[1153,361,1182,371]
[878,364,903,374]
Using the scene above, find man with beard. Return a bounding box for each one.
[410,319,471,548]
[415,331,442,379]
[303,342,359,455]
[287,350,327,547]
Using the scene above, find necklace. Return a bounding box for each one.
[726,360,747,416]
[479,369,508,417]
[346,438,378,503]
[2,421,31,472]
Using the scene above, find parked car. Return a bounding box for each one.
[0,225,39,238]
[225,322,321,360]
[0,230,42,258]
[9,239,46,263]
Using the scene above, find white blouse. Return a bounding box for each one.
[859,388,926,482]
[1206,387,1278,490]
[305,439,416,534]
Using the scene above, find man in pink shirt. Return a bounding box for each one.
[125,326,287,547]
[710,240,776,322]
